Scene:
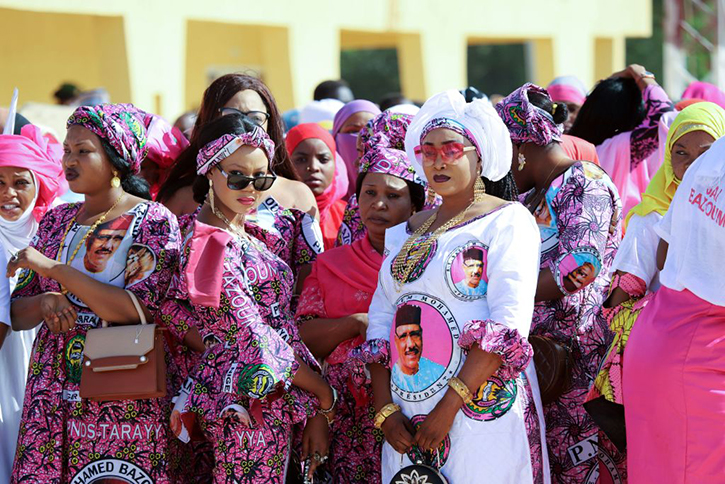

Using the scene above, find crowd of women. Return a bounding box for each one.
[0,62,723,484]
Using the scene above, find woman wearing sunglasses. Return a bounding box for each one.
[162,114,336,483]
[354,91,546,483]
[496,84,624,483]
[158,74,323,292]
[287,123,349,250]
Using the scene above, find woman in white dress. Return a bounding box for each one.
[354,90,548,483]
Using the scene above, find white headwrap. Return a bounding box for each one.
[405,89,512,183]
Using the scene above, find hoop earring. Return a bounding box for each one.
[111,171,121,188]
[517,153,527,171]
[474,177,486,203]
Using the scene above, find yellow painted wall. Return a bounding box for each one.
[0,8,130,106]
[0,0,653,120]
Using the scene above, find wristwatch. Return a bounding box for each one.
[640,70,656,80]
[374,403,401,429]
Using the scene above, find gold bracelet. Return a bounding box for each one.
[373,403,401,429]
[448,376,473,405]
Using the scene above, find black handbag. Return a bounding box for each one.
[390,463,449,484]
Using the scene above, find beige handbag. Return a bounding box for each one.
[79,290,166,401]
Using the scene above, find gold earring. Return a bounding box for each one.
[111,171,121,188]
[474,177,486,202]
[517,153,527,171]
[208,179,216,212]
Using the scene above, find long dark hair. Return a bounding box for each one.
[157,73,296,203]
[191,114,260,204]
[569,77,645,146]
[483,172,519,201]
[102,140,151,199]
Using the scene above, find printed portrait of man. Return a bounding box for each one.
[83,214,133,274]
[391,304,445,393]
[454,248,487,296]
[566,262,596,290]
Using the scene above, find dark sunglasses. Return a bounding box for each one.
[217,167,277,191]
[218,107,270,127]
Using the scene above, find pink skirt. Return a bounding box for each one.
[623,286,725,483]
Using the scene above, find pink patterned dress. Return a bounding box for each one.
[161,215,319,484]
[10,202,181,484]
[521,161,625,483]
[296,235,384,483]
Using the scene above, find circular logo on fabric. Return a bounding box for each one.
[462,375,518,422]
[406,414,450,469]
[237,363,277,399]
[391,235,438,286]
[390,293,461,402]
[445,241,489,301]
[70,458,152,484]
[65,334,86,384]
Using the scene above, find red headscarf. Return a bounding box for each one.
[286,123,348,249]
[0,124,66,221]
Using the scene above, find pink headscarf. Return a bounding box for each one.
[681,81,725,109]
[0,124,66,221]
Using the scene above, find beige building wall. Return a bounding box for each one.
[0,0,652,121]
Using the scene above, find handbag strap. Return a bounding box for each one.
[101,290,146,328]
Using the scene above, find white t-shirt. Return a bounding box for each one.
[655,136,725,306]
[611,212,662,291]
[367,203,545,483]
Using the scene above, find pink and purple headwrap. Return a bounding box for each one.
[547,75,588,106]
[66,103,152,175]
[358,146,424,186]
[196,127,275,176]
[359,111,414,155]
[496,83,563,146]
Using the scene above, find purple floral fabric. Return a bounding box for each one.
[520,161,626,483]
[359,111,413,153]
[496,83,563,146]
[10,202,181,483]
[295,259,384,484]
[630,84,674,169]
[246,197,323,287]
[163,214,320,483]
[67,104,153,175]
[458,319,534,381]
[196,128,275,176]
[350,339,391,368]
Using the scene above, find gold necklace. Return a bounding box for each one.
[392,202,474,291]
[58,193,125,294]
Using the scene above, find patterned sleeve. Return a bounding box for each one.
[458,205,539,380]
[630,84,674,169]
[350,270,393,368]
[548,168,617,296]
[294,263,327,322]
[11,204,73,301]
[124,203,181,313]
[293,211,324,270]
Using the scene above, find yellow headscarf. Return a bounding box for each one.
[625,101,725,228]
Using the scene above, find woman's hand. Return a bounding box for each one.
[6,247,59,279]
[414,392,459,452]
[381,411,416,454]
[40,292,77,333]
[301,414,330,479]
